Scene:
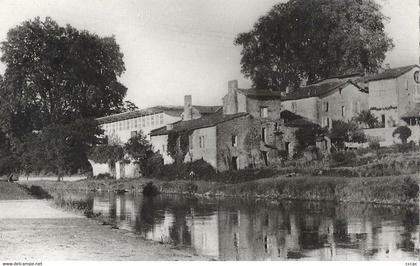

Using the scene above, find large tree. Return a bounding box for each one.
[235,0,394,91]
[0,17,127,136]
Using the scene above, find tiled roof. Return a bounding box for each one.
[364,65,419,82]
[236,88,283,99]
[280,110,318,127]
[150,110,248,136]
[96,105,221,124]
[193,105,222,114]
[282,81,358,101]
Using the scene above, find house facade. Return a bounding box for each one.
[150,81,316,172]
[91,103,220,179]
[366,65,420,127]
[282,80,368,128]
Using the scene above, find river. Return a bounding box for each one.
[54,192,420,261]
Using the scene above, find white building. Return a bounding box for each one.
[365,65,420,127]
[91,103,220,179]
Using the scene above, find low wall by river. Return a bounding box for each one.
[364,126,420,147]
[18,175,87,182]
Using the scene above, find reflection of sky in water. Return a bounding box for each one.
[78,192,420,261]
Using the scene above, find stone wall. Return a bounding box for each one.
[364,125,420,146]
[282,97,319,123]
[246,98,283,120]
[186,126,218,169]
[216,115,297,172]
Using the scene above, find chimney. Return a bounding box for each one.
[166,124,173,130]
[183,95,192,121]
[228,80,238,93]
[223,80,238,115]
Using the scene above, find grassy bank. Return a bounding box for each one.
[0,181,34,200]
[20,174,420,206]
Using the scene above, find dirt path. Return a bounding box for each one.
[0,200,206,261]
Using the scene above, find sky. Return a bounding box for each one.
[0,0,418,108]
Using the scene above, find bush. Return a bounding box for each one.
[142,182,160,196]
[91,173,113,180]
[156,159,216,181]
[402,176,419,200]
[393,126,412,144]
[368,140,380,150]
[329,150,357,166]
[186,181,198,195]
[395,142,415,153]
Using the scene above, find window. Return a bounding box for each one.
[162,144,166,153]
[261,127,267,143]
[126,120,129,130]
[142,117,146,127]
[260,107,268,118]
[160,114,164,125]
[232,135,238,147]
[146,116,150,126]
[291,102,297,113]
[323,101,329,112]
[134,119,137,128]
[130,131,137,137]
[119,121,122,131]
[199,136,205,148]
[352,101,359,114]
[381,114,386,127]
[274,123,279,131]
[151,115,154,126]
[341,106,345,117]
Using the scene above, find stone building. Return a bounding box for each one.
[150,81,316,172]
[281,79,368,128]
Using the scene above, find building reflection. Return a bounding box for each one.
[86,193,419,261]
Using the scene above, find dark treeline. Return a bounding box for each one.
[0,17,130,177]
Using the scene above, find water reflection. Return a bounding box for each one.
[59,192,420,260]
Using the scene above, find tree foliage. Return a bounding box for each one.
[0,17,127,136]
[124,133,163,176]
[17,118,102,176]
[167,131,190,163]
[295,124,325,152]
[235,0,394,90]
[329,120,366,149]
[88,144,124,165]
[393,126,412,144]
[354,110,379,128]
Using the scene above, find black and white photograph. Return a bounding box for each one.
[0,0,419,264]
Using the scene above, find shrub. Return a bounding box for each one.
[91,173,113,180]
[402,176,419,200]
[368,140,380,150]
[186,181,198,195]
[142,182,160,196]
[395,141,415,153]
[88,145,124,164]
[393,126,412,144]
[355,110,380,128]
[329,150,357,166]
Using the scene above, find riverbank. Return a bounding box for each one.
[20,173,420,206]
[0,181,34,200]
[0,200,206,261]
